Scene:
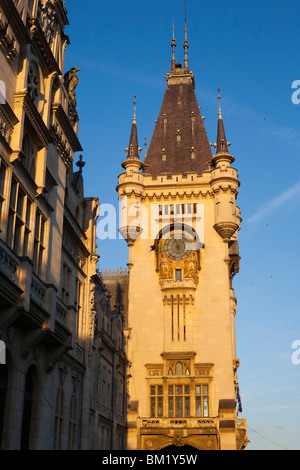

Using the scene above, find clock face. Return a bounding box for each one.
[164,235,191,261]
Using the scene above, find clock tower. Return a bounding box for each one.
[117,25,248,451]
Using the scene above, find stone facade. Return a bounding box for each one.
[117,30,248,451]
[0,0,126,450]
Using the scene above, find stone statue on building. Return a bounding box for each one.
[64,67,82,122]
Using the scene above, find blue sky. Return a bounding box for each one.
[64,0,300,450]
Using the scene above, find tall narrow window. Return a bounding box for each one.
[61,263,71,305]
[75,278,82,341]
[118,374,124,416]
[175,362,183,375]
[14,185,26,254]
[0,366,8,450]
[68,395,77,450]
[20,368,35,450]
[107,368,112,410]
[6,177,18,249]
[6,178,34,258]
[33,210,46,277]
[54,388,64,450]
[0,160,7,227]
[195,384,209,418]
[22,132,37,179]
[23,198,32,257]
[168,385,190,418]
[150,385,163,418]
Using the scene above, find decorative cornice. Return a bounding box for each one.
[0,102,19,152]
[0,0,30,45]
[54,0,69,27]
[100,267,129,279]
[49,124,72,167]
[140,189,213,201]
[14,92,52,147]
[51,103,82,152]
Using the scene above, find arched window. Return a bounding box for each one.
[54,388,64,450]
[22,132,37,180]
[0,365,8,449]
[175,362,183,376]
[20,367,36,450]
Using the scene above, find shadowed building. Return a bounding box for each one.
[0,0,126,450]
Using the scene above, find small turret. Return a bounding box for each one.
[117,95,144,248]
[124,94,142,161]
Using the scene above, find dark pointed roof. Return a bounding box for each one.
[143,65,213,177]
[125,94,141,160]
[216,89,229,154]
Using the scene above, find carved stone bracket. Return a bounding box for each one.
[0,102,19,151]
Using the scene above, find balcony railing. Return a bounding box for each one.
[56,298,68,328]
[0,240,19,282]
[30,273,47,309]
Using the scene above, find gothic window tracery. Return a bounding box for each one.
[146,358,212,419]
[22,131,37,179]
[38,0,56,47]
[54,387,64,450]
[20,366,38,450]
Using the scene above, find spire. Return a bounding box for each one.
[183,2,189,69]
[171,18,177,70]
[125,94,141,159]
[215,89,229,154]
[133,93,137,125]
[76,154,86,174]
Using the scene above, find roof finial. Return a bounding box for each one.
[76,154,86,174]
[171,18,177,70]
[214,88,229,154]
[133,93,137,124]
[218,88,222,119]
[183,1,189,69]
[144,136,147,159]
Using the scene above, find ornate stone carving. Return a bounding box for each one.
[214,221,238,242]
[0,102,18,148]
[38,0,56,46]
[159,253,174,281]
[172,433,186,447]
[64,67,82,122]
[183,252,198,284]
[27,61,40,107]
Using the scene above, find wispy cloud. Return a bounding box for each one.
[244,180,300,225]
[197,87,300,150]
